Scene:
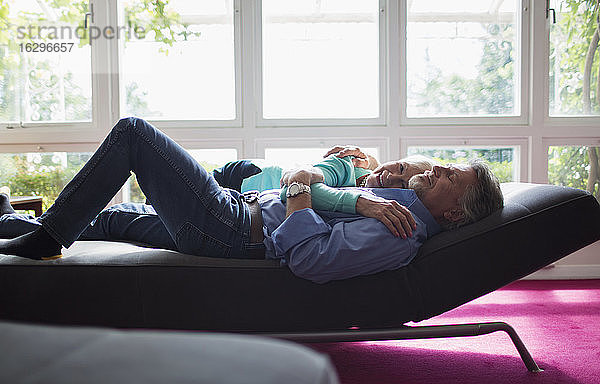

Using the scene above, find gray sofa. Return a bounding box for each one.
[0,320,339,384]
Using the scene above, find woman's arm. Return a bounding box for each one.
[324,146,380,171]
[312,155,361,187]
[280,182,415,238]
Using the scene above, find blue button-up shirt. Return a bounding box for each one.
[259,188,441,284]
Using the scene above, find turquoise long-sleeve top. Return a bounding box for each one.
[240,155,371,214]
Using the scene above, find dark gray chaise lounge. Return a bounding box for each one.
[1,182,599,372]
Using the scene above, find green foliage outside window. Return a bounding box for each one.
[550,0,600,115]
[547,1,600,200]
[0,152,92,210]
[549,146,599,201]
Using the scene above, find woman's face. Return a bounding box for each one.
[365,159,432,188]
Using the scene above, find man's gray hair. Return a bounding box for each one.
[445,159,504,230]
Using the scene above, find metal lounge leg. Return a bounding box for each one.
[477,322,543,372]
[264,321,543,373]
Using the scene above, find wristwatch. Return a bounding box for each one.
[286,182,311,198]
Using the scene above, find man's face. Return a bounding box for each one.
[365,160,431,188]
[409,164,477,223]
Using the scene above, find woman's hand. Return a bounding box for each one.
[355,195,417,238]
[324,146,379,170]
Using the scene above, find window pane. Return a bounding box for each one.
[0,152,92,210]
[0,0,92,122]
[262,0,379,119]
[407,146,516,182]
[119,0,235,120]
[125,148,238,203]
[548,146,599,201]
[407,0,519,117]
[549,1,600,116]
[265,147,379,170]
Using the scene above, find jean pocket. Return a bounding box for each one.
[175,221,231,258]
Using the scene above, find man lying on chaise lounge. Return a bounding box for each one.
[0,118,503,283]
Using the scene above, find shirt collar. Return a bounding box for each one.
[367,188,442,238]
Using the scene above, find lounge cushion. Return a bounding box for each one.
[0,320,339,384]
[0,183,599,331]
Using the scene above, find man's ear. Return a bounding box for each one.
[443,208,465,223]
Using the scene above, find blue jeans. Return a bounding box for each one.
[3,118,260,259]
[0,203,177,251]
[212,160,262,192]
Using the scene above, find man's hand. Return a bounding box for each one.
[355,195,416,238]
[281,167,324,187]
[324,145,379,170]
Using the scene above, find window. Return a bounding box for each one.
[548,146,599,201]
[119,0,236,120]
[406,0,520,117]
[125,148,237,203]
[549,0,600,116]
[407,146,518,183]
[0,0,92,123]
[0,1,595,219]
[261,0,381,119]
[0,151,92,209]
[265,147,380,170]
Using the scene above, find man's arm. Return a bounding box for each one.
[281,166,416,237]
[283,169,314,218]
[270,207,427,283]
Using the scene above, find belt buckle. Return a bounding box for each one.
[242,190,259,203]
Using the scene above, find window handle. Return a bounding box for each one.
[546,0,556,24]
[5,122,24,129]
[84,3,94,29]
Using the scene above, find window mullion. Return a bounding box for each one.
[90,0,119,135]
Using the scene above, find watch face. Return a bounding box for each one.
[289,183,300,195]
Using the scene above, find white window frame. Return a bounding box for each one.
[255,137,389,163]
[178,139,243,159]
[254,0,388,127]
[399,0,530,126]
[0,0,597,189]
[0,143,99,155]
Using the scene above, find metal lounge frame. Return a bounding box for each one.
[264,321,543,373]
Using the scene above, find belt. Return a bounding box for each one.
[242,191,265,259]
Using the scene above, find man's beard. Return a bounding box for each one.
[408,174,429,200]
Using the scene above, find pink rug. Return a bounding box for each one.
[310,280,600,384]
